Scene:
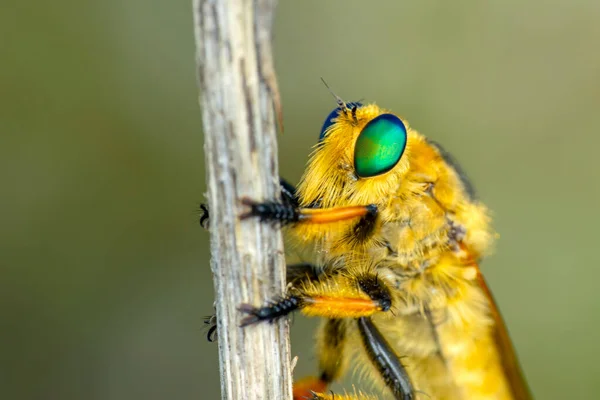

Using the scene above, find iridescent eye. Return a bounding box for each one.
[318,102,362,142]
[354,114,407,178]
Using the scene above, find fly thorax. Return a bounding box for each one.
[379,201,454,265]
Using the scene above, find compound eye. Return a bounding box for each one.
[354,114,407,178]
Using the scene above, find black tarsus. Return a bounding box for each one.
[239,296,302,327]
[236,263,320,326]
[207,262,321,336]
[239,178,301,224]
[199,204,210,230]
[206,325,217,342]
[199,178,298,228]
[357,317,415,400]
[240,198,300,225]
[203,314,217,342]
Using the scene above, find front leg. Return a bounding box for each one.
[240,271,392,326]
[241,198,378,226]
[198,177,300,230]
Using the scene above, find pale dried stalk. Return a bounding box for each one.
[193,0,292,399]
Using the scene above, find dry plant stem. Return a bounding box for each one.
[193,0,292,399]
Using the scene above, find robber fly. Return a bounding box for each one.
[204,86,532,400]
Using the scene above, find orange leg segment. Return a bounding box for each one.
[293,376,329,400]
[298,204,377,224]
[301,296,383,319]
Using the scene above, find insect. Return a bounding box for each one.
[204,86,532,399]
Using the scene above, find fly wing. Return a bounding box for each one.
[476,269,533,400]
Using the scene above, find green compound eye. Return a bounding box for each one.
[354,114,407,178]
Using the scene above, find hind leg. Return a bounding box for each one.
[306,317,415,400]
[356,317,414,400]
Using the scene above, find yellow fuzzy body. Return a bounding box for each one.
[288,104,529,399]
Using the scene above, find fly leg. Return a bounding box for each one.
[204,262,322,343]
[198,177,299,230]
[206,261,345,399]
[239,270,393,326]
[241,199,377,226]
[198,203,210,230]
[307,319,415,400]
[357,317,415,400]
[240,176,377,227]
[240,191,379,249]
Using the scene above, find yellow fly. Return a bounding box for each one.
[231,87,532,400]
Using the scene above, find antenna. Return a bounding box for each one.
[320,77,348,112]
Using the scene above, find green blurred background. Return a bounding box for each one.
[2,1,599,399]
